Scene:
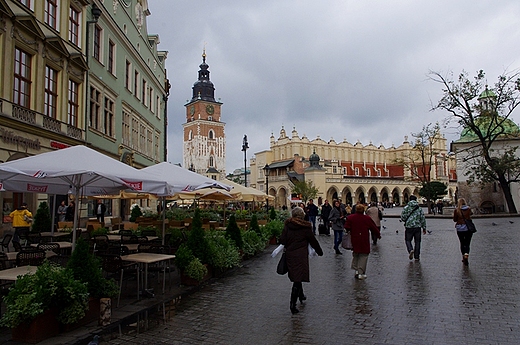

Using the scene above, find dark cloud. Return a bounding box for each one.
[147,0,520,171]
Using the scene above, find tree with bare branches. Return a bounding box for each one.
[430,70,520,214]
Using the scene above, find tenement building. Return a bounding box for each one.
[250,126,458,209]
[0,0,168,222]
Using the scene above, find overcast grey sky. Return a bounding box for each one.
[146,0,520,173]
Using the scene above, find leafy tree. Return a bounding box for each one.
[419,181,448,202]
[393,123,444,213]
[430,70,520,213]
[291,180,319,203]
[32,201,52,233]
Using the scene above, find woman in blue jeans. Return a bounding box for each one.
[453,198,474,266]
[328,200,345,255]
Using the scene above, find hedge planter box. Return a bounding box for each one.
[60,297,101,333]
[180,265,212,286]
[12,308,60,344]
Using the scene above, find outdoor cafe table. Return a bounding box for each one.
[0,265,37,281]
[39,231,73,241]
[107,235,158,242]
[30,242,72,250]
[121,253,175,299]
[6,250,57,262]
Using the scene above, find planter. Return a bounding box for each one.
[12,308,60,344]
[269,236,278,245]
[180,265,212,286]
[60,297,101,333]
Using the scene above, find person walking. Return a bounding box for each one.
[320,199,332,235]
[279,207,323,314]
[344,204,381,279]
[453,198,474,266]
[329,199,346,255]
[400,195,427,261]
[306,199,319,235]
[57,200,67,222]
[9,202,32,243]
[365,202,382,245]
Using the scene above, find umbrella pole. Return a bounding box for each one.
[161,197,166,245]
[71,188,80,251]
[51,194,56,235]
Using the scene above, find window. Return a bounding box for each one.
[45,0,58,30]
[122,111,130,146]
[147,129,152,156]
[17,0,31,8]
[154,133,159,159]
[332,166,337,174]
[366,168,371,177]
[44,66,58,118]
[208,129,214,139]
[125,60,131,89]
[139,124,146,151]
[131,117,139,149]
[89,87,101,129]
[377,169,382,177]
[13,48,32,107]
[93,25,101,61]
[69,6,80,46]
[188,130,193,140]
[209,156,214,167]
[68,80,79,126]
[149,87,153,110]
[103,97,114,136]
[134,70,139,97]
[355,167,359,176]
[142,79,146,105]
[108,40,115,74]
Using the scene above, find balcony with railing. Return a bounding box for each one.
[0,99,85,141]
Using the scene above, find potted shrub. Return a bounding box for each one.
[0,261,89,343]
[181,257,209,286]
[31,201,52,233]
[225,214,243,249]
[264,219,284,244]
[186,209,211,264]
[206,230,241,277]
[66,238,118,328]
[129,204,143,222]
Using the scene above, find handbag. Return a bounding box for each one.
[341,231,353,250]
[23,214,33,223]
[276,252,288,275]
[460,211,477,233]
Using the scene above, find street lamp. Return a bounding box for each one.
[84,3,102,142]
[242,135,249,186]
[263,164,269,211]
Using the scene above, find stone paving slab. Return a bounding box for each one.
[104,216,520,345]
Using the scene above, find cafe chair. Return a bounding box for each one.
[148,244,174,290]
[118,230,133,236]
[12,241,23,252]
[137,243,153,253]
[100,254,137,307]
[121,234,138,244]
[16,248,46,267]
[26,233,42,245]
[37,242,60,254]
[141,229,157,237]
[1,234,12,252]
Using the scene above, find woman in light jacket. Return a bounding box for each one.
[453,198,473,266]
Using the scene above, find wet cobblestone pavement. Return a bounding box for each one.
[105,216,520,344]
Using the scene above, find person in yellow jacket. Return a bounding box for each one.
[9,202,32,243]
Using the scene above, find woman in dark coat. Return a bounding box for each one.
[344,204,380,280]
[279,207,323,314]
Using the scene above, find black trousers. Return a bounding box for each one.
[456,231,473,255]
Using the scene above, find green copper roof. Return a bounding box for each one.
[458,115,520,142]
[478,88,497,100]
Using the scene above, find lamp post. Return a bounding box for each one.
[263,164,269,211]
[242,135,249,187]
[84,4,102,143]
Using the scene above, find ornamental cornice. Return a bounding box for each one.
[326,178,416,186]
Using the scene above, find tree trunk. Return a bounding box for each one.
[498,177,518,214]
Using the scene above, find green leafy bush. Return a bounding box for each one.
[186,209,211,264]
[0,261,89,327]
[249,214,260,235]
[90,227,109,236]
[67,238,118,299]
[184,257,208,281]
[225,214,243,249]
[206,231,241,270]
[264,219,284,239]
[175,243,194,271]
[242,230,265,257]
[269,207,277,220]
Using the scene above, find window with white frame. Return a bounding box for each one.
[125,60,131,89]
[69,6,80,46]
[149,87,153,111]
[131,117,139,149]
[366,168,371,177]
[139,124,146,151]
[44,65,58,118]
[134,70,139,98]
[154,133,159,159]
[13,48,32,107]
[122,110,130,146]
[377,169,382,177]
[93,25,102,62]
[68,79,79,127]
[142,79,147,105]
[17,0,32,9]
[208,129,214,139]
[355,167,359,176]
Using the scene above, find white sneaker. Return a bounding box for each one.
[357,274,367,280]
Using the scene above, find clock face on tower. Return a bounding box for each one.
[206,104,214,115]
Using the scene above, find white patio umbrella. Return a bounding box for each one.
[140,162,233,243]
[0,146,174,248]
